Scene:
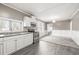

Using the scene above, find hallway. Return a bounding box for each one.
[12,35,79,55]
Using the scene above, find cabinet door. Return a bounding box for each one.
[27,33,33,44]
[16,34,33,50]
[23,34,33,47]
[22,35,28,47]
[23,16,31,27]
[16,35,24,50]
[0,44,3,55]
[4,37,16,55]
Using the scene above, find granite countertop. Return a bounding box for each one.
[0,31,32,38]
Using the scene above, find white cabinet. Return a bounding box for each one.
[17,33,33,50]
[3,37,16,55]
[21,35,28,47]
[0,43,3,55]
[0,33,33,55]
[23,17,31,27]
[27,34,33,45]
[0,38,4,55]
[23,33,33,47]
[16,35,24,50]
[23,16,37,27]
[37,21,46,37]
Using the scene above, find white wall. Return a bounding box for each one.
[71,11,79,45]
[71,31,79,45]
[51,25,79,46]
[52,30,72,38]
[51,10,79,46]
[47,24,53,32]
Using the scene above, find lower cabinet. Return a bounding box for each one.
[0,33,33,55]
[0,43,3,55]
[3,37,16,55]
[17,33,33,50]
[16,35,25,50]
[23,34,33,47]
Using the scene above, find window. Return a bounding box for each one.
[0,20,10,32]
[11,20,23,32]
[0,17,23,33]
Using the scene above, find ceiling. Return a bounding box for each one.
[3,3,79,22]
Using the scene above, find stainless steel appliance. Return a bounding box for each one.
[33,32,39,44]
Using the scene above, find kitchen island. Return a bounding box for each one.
[0,31,33,55]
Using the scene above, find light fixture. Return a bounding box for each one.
[52,20,56,23]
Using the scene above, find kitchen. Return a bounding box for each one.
[0,3,79,55]
[0,3,42,55]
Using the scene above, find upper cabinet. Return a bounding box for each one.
[23,16,37,27]
[23,16,32,27]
